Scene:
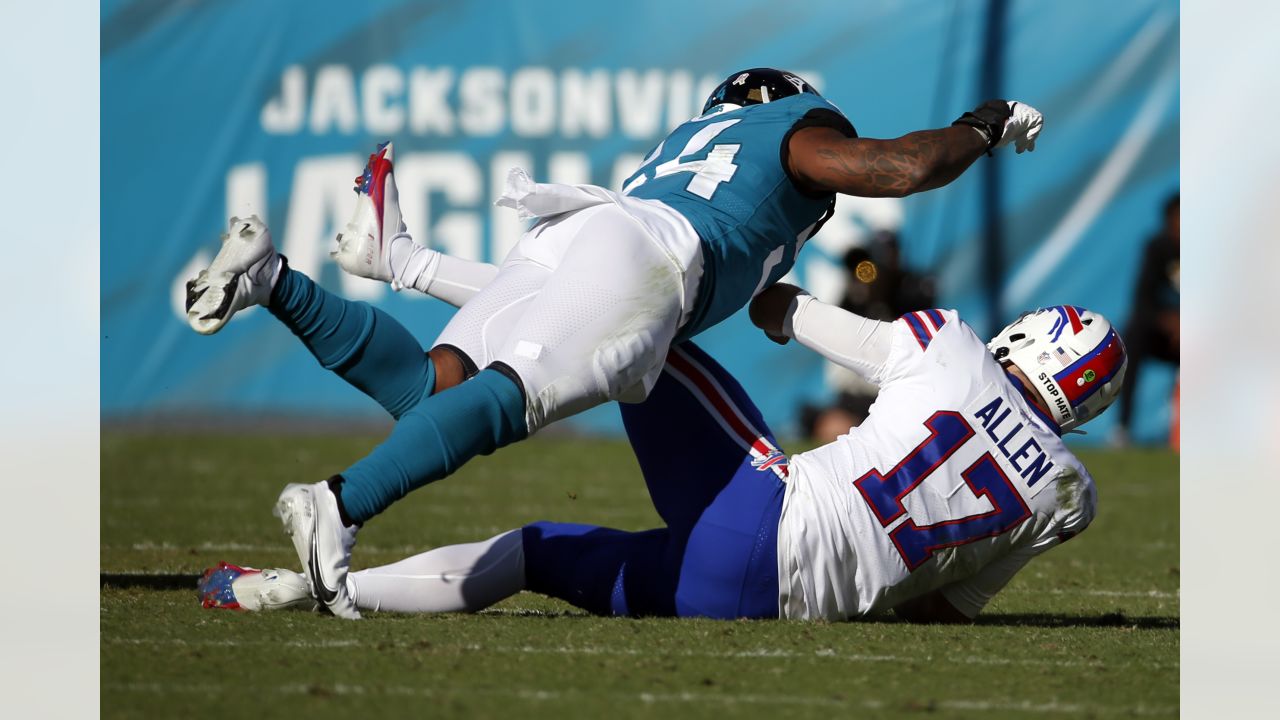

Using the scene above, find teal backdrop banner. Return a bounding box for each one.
[102,0,1179,443]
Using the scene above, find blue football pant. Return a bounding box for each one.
[267,270,784,618]
[522,342,787,620]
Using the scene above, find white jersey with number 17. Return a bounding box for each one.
[776,309,1096,621]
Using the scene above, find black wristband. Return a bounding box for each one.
[952,99,1012,152]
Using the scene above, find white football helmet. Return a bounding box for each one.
[987,306,1128,432]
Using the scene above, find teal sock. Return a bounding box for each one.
[268,265,435,419]
[339,368,529,523]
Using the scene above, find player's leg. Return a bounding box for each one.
[286,203,687,619]
[186,146,464,419]
[426,251,554,378]
[522,498,782,620]
[623,342,789,528]
[266,265,440,418]
[617,342,788,619]
[670,460,785,619]
[518,342,788,620]
[1116,323,1154,440]
[199,525,669,616]
[521,521,677,617]
[331,257,553,524]
[272,217,556,620]
[334,204,687,523]
[326,511,768,619]
[197,530,524,613]
[269,142,472,416]
[492,203,688,429]
[346,529,526,613]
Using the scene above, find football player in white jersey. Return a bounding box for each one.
[201,249,1125,623]
[751,284,1124,620]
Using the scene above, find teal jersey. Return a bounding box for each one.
[622,94,854,338]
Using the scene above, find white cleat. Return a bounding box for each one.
[185,215,280,335]
[197,562,316,612]
[273,480,361,620]
[333,141,410,289]
[233,568,316,612]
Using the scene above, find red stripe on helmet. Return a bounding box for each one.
[1064,305,1084,334]
[1056,330,1125,406]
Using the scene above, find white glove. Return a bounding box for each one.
[995,101,1043,153]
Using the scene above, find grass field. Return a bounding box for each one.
[101,433,1178,719]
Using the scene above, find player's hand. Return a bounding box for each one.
[750,283,806,345]
[952,100,1012,150]
[995,101,1043,153]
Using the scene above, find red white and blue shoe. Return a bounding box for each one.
[273,480,361,620]
[197,562,315,612]
[185,215,281,335]
[333,141,410,289]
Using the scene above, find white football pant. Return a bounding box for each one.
[434,199,702,433]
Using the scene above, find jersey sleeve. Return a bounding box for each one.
[937,487,1095,619]
[937,544,1038,618]
[786,294,895,384]
[781,102,858,196]
[874,309,963,386]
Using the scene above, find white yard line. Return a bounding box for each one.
[105,638,1178,670]
[104,558,1180,602]
[109,637,363,648]
[114,541,488,555]
[1005,588,1178,599]
[104,681,1177,716]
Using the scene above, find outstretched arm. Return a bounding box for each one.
[787,100,1042,197]
[788,125,987,197]
[749,283,895,384]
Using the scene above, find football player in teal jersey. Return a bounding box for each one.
[186,68,1044,618]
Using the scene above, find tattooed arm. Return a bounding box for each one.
[786,124,989,198]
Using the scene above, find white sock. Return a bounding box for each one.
[387,234,435,292]
[388,236,501,308]
[347,529,525,613]
[415,253,500,307]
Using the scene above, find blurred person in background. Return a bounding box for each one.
[801,230,937,442]
[1113,193,1179,447]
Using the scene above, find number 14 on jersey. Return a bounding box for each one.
[623,119,742,200]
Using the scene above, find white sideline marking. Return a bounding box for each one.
[1006,588,1178,599]
[110,637,362,648]
[118,540,501,556]
[104,681,1177,715]
[106,553,1180,603]
[105,638,1178,670]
